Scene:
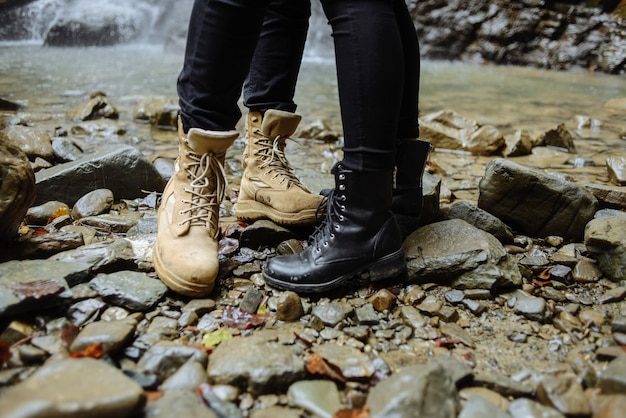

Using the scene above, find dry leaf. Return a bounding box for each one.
[0,341,12,367]
[334,406,370,418]
[70,343,104,359]
[305,352,346,382]
[48,207,69,224]
[11,279,65,299]
[145,390,165,402]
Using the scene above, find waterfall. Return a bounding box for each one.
[0,0,333,59]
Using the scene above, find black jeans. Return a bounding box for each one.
[177,0,311,132]
[177,0,420,172]
[321,0,419,171]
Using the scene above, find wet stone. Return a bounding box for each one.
[240,286,263,314]
[159,360,208,391]
[51,238,136,272]
[366,362,459,418]
[314,344,376,380]
[0,357,145,418]
[447,200,514,244]
[287,380,342,418]
[239,220,297,250]
[458,395,510,418]
[71,188,114,219]
[275,291,304,322]
[51,137,83,162]
[367,289,397,312]
[598,357,626,395]
[182,298,217,316]
[89,270,168,312]
[508,397,566,418]
[24,200,70,226]
[70,318,137,355]
[138,341,208,383]
[355,303,379,325]
[144,388,217,418]
[207,331,305,395]
[67,297,107,326]
[573,258,603,283]
[600,286,626,304]
[537,373,591,416]
[312,301,354,327]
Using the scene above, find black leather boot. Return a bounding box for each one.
[263,164,406,293]
[393,138,432,239]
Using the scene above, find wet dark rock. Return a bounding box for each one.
[35,144,166,206]
[239,220,297,250]
[44,4,144,47]
[366,362,460,418]
[478,158,598,240]
[447,200,515,244]
[0,357,145,418]
[312,301,354,327]
[24,200,69,226]
[0,259,90,317]
[404,219,522,290]
[542,123,577,153]
[0,140,36,241]
[70,317,137,355]
[584,215,626,281]
[137,341,208,383]
[71,188,114,219]
[50,237,136,272]
[421,172,442,225]
[51,137,84,162]
[275,291,304,322]
[207,330,305,394]
[0,96,21,111]
[89,270,167,311]
[503,129,543,157]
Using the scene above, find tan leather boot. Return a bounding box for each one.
[153,119,238,297]
[236,109,323,226]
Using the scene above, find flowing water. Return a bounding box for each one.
[1,43,625,200]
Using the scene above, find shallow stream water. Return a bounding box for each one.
[1,44,625,201]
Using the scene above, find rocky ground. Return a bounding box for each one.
[0,92,625,418]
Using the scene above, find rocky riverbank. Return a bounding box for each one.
[0,84,626,417]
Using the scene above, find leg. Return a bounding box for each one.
[263,0,408,293]
[156,0,270,297]
[237,0,324,226]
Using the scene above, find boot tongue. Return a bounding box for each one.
[261,110,301,138]
[186,128,237,155]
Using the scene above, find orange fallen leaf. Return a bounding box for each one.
[145,390,165,402]
[305,352,346,382]
[32,228,49,236]
[334,406,370,418]
[70,343,104,359]
[48,207,69,224]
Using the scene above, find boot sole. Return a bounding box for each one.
[263,248,407,294]
[236,200,319,226]
[152,241,214,298]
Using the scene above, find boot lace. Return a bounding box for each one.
[253,128,303,187]
[309,186,346,253]
[179,150,227,238]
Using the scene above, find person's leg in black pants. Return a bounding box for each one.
[264,0,415,293]
[156,0,321,298]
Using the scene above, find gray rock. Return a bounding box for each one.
[312,301,354,327]
[313,344,377,380]
[35,144,166,206]
[138,341,208,383]
[0,140,36,240]
[275,291,304,322]
[448,200,514,244]
[207,330,305,394]
[0,357,145,418]
[50,238,137,272]
[51,136,84,162]
[536,373,591,416]
[478,158,598,240]
[70,318,137,355]
[159,360,208,391]
[542,123,576,153]
[458,395,511,418]
[419,110,505,155]
[473,370,535,398]
[287,380,342,418]
[508,398,565,418]
[598,357,626,395]
[240,220,297,250]
[366,362,460,418]
[585,183,626,208]
[144,388,217,418]
[404,219,522,290]
[512,290,547,322]
[89,270,167,311]
[606,156,626,186]
[0,259,90,317]
[71,188,114,219]
[422,172,442,225]
[584,215,626,281]
[24,201,70,226]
